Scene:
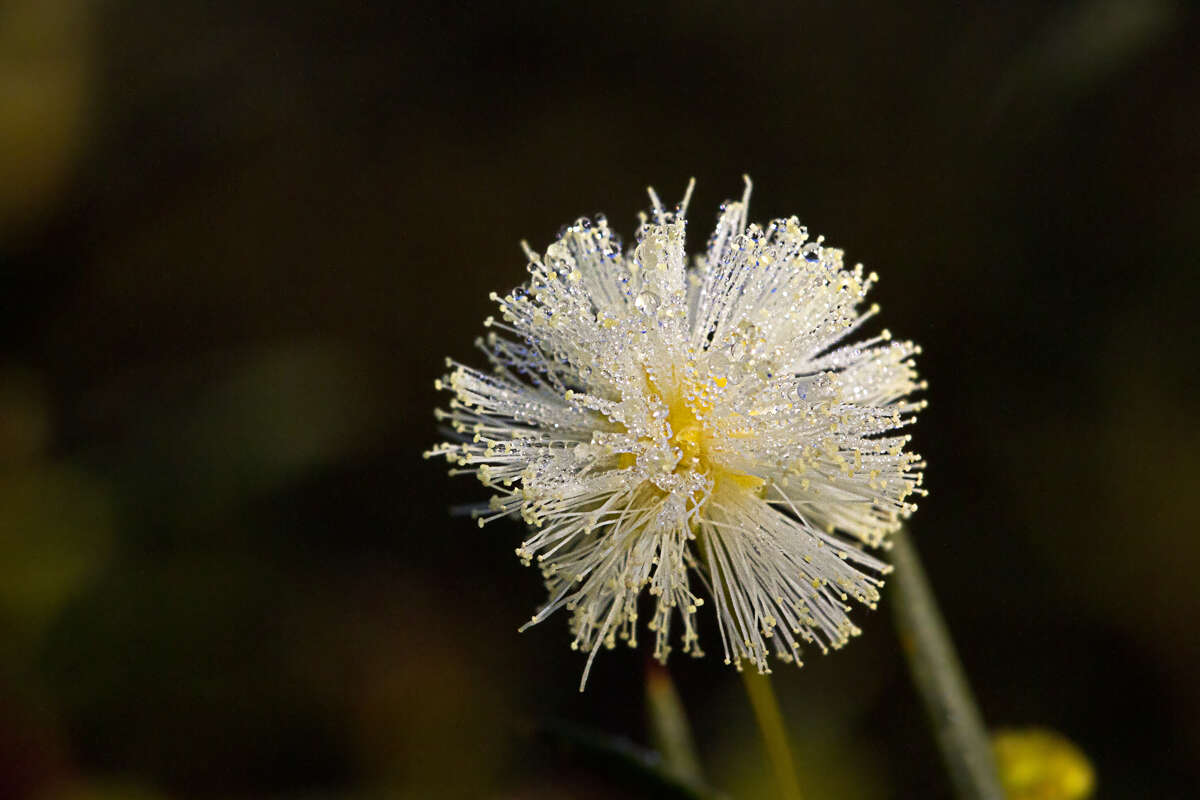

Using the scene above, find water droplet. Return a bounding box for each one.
[728,320,762,361]
[635,291,661,313]
[736,320,761,341]
[801,242,822,262]
[707,351,730,374]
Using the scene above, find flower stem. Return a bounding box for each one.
[645,660,705,787]
[740,668,804,800]
[888,527,1005,800]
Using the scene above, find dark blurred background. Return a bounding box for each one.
[1,1,1198,798]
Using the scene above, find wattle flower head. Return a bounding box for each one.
[427,178,926,688]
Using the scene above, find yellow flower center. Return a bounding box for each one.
[618,365,766,507]
[666,393,705,470]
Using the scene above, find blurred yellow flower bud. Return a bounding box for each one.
[992,727,1095,800]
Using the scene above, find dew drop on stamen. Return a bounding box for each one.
[635,291,661,313]
[707,351,730,375]
[802,242,822,262]
[731,321,762,361]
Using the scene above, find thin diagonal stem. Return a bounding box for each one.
[889,527,1004,800]
[741,669,804,800]
[646,660,705,787]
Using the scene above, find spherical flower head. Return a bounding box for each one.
[427,178,927,689]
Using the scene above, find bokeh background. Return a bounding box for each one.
[2,0,1198,797]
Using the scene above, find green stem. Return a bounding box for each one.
[645,660,705,787]
[741,669,804,800]
[889,527,1005,800]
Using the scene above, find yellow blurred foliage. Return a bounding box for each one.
[0,0,91,241]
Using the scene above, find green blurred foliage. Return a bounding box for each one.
[1,0,1198,797]
[0,463,112,653]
